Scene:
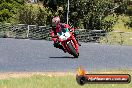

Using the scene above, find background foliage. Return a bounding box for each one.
[0,0,132,31]
[0,0,24,22]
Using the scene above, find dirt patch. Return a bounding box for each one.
[0,72,75,79]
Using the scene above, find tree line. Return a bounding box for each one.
[0,0,132,31]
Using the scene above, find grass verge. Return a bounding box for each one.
[99,32,132,45]
[0,70,131,88]
[100,15,132,45]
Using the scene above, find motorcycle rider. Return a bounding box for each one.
[50,16,81,53]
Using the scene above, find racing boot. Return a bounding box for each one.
[77,39,81,46]
[54,42,66,53]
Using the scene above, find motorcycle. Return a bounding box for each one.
[52,28,79,58]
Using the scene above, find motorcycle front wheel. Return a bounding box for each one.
[67,42,78,58]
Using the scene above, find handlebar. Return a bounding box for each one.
[52,35,58,38]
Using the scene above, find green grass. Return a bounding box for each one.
[99,32,132,45]
[0,71,131,88]
[100,15,132,45]
[113,15,132,32]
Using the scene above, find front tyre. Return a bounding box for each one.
[67,42,78,58]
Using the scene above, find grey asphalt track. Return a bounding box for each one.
[0,38,132,72]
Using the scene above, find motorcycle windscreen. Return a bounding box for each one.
[57,28,70,41]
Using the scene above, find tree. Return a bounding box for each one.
[47,0,57,12]
[0,0,24,22]
[65,0,116,30]
[17,4,49,25]
[43,0,118,31]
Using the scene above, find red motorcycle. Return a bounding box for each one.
[52,28,79,58]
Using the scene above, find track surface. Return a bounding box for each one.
[0,38,132,72]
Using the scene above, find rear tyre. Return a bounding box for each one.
[67,42,78,58]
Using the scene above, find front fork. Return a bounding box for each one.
[71,35,79,53]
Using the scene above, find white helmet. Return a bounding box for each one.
[52,16,60,27]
